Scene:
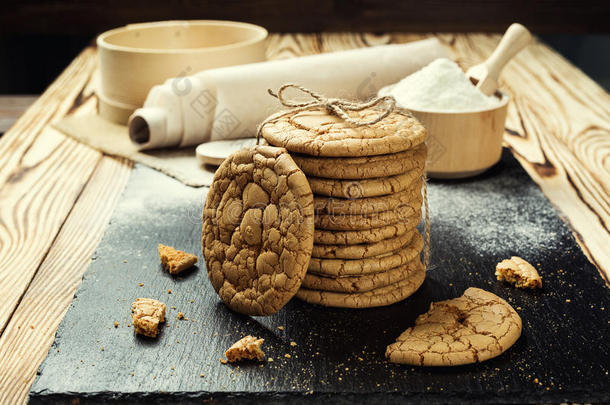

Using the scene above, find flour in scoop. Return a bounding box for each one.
[379,58,501,112]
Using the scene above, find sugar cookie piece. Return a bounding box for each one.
[224,336,265,362]
[496,256,542,289]
[131,298,166,338]
[386,288,522,366]
[158,244,197,275]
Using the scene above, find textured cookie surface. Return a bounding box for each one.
[385,287,522,366]
[202,146,314,316]
[311,228,415,259]
[292,144,427,179]
[308,168,422,198]
[309,232,424,277]
[314,221,415,245]
[302,258,421,293]
[314,197,422,231]
[496,256,542,289]
[296,261,425,308]
[313,183,421,215]
[261,107,426,157]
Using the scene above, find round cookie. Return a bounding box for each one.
[261,107,426,157]
[313,182,421,215]
[311,228,415,259]
[202,145,314,316]
[292,144,426,179]
[314,198,422,231]
[308,168,422,198]
[314,221,413,245]
[309,232,424,277]
[302,258,421,293]
[296,262,425,308]
[385,288,522,366]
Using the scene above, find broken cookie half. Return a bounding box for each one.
[496,256,542,289]
[386,288,522,366]
[224,336,265,363]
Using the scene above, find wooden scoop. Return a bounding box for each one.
[467,23,532,96]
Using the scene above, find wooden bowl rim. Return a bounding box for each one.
[96,20,268,55]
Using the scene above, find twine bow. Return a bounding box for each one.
[256,84,397,143]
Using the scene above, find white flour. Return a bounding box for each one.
[379,58,501,112]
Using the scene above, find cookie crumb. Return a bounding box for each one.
[225,336,265,363]
[268,357,274,362]
[220,358,227,364]
[138,283,144,287]
[131,298,166,338]
[177,312,184,320]
[158,244,198,275]
[101,346,105,351]
[290,341,297,347]
[495,256,542,289]
[284,354,291,359]
[113,321,119,328]
[167,289,172,294]
[277,326,284,331]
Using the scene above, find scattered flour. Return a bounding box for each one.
[379,58,501,112]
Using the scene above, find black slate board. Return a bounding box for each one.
[30,149,610,404]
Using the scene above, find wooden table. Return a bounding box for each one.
[0,33,608,404]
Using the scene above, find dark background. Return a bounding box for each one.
[1,0,609,94]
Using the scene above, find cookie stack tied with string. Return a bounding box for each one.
[260,84,429,308]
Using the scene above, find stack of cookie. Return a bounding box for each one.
[261,103,428,309]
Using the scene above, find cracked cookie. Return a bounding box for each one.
[496,256,542,289]
[308,168,422,199]
[309,232,424,277]
[314,198,421,231]
[291,144,426,179]
[158,244,198,275]
[224,336,265,362]
[302,258,422,293]
[311,228,416,259]
[313,183,421,216]
[261,107,426,157]
[314,221,416,245]
[131,298,166,338]
[386,287,522,366]
[202,146,314,316]
[296,261,425,308]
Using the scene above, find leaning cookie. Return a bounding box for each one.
[202,146,314,316]
[296,262,425,308]
[386,288,522,366]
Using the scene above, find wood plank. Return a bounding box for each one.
[0,95,38,133]
[0,47,103,336]
[438,34,610,283]
[0,156,131,404]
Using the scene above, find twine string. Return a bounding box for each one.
[256,83,396,143]
[257,83,431,272]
